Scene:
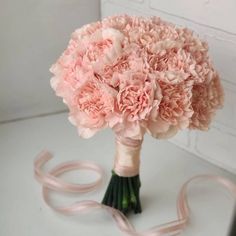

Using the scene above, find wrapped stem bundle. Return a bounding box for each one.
[102,136,142,214]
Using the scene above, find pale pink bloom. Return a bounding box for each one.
[159,81,194,127]
[147,80,194,138]
[100,55,131,87]
[68,78,117,138]
[98,45,148,88]
[81,28,124,73]
[148,125,179,139]
[127,18,179,46]
[111,72,162,139]
[50,62,94,105]
[149,45,214,85]
[190,72,224,130]
[156,71,189,84]
[117,72,161,122]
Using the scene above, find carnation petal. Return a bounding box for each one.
[78,126,98,139]
[147,117,170,137]
[154,125,178,139]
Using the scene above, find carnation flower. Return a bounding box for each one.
[147,80,193,138]
[81,28,124,73]
[100,55,131,87]
[68,77,117,138]
[159,81,193,127]
[190,72,224,130]
[118,72,161,121]
[111,72,162,139]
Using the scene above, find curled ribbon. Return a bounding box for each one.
[34,150,236,236]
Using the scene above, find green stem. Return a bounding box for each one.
[102,171,142,214]
[102,174,113,204]
[122,177,129,211]
[128,178,137,206]
[113,175,118,208]
[133,175,142,213]
[107,175,114,206]
[117,176,123,211]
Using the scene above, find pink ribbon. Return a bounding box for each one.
[34,150,236,236]
[114,136,143,177]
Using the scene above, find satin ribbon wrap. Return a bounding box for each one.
[114,136,143,177]
[34,151,236,236]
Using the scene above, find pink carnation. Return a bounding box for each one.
[190,73,224,130]
[147,80,193,138]
[112,72,162,140]
[68,78,117,138]
[80,28,124,73]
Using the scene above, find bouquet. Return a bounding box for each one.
[50,15,224,214]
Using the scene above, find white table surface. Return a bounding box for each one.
[0,112,235,236]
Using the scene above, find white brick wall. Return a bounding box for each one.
[101,0,236,173]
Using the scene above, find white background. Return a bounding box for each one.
[0,0,235,173]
